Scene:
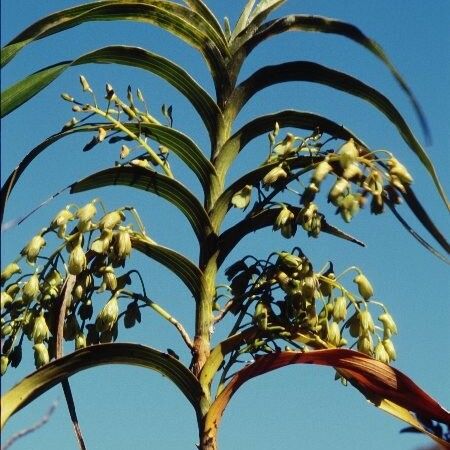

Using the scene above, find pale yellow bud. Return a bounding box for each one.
[382,339,396,361]
[79,75,92,93]
[76,202,97,229]
[120,144,131,159]
[357,333,373,355]
[98,127,107,142]
[357,310,375,334]
[378,312,398,336]
[51,209,73,228]
[75,332,87,350]
[363,171,383,195]
[31,314,50,343]
[332,296,347,322]
[354,273,374,300]
[343,163,363,181]
[23,273,40,301]
[312,160,332,185]
[91,229,113,254]
[339,194,360,223]
[1,263,22,283]
[374,341,390,363]
[262,165,288,187]
[328,177,349,205]
[95,295,119,333]
[21,235,46,265]
[387,157,413,185]
[338,139,359,169]
[33,343,49,368]
[68,245,87,275]
[1,355,9,375]
[231,185,252,209]
[115,228,132,259]
[327,321,341,346]
[273,133,296,156]
[1,291,13,309]
[101,266,117,291]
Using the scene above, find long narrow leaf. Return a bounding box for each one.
[131,234,204,301]
[1,46,220,141]
[233,61,448,208]
[217,206,364,267]
[1,343,203,429]
[242,15,430,142]
[182,0,225,42]
[204,349,450,446]
[71,166,212,241]
[1,1,228,67]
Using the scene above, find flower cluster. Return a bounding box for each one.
[221,249,397,363]
[0,201,146,375]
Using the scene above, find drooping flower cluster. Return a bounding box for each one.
[220,249,397,364]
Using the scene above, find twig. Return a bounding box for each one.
[1,401,58,450]
[55,275,88,450]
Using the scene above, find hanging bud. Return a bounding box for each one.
[120,144,131,159]
[382,339,397,361]
[1,355,9,375]
[79,75,93,93]
[63,314,79,341]
[32,313,50,343]
[327,322,341,347]
[262,164,288,187]
[333,296,347,322]
[1,324,13,337]
[378,312,398,337]
[33,343,49,368]
[79,300,93,321]
[273,133,296,156]
[273,206,296,239]
[61,93,74,102]
[339,194,360,223]
[276,252,303,270]
[1,263,22,284]
[338,139,359,169]
[21,235,46,265]
[357,333,373,355]
[68,245,87,275]
[10,345,22,368]
[100,266,117,292]
[354,273,374,300]
[124,302,141,329]
[374,341,390,364]
[76,201,97,231]
[311,159,332,185]
[343,163,363,181]
[1,292,13,310]
[98,127,107,142]
[363,170,383,195]
[75,332,87,350]
[105,83,115,101]
[387,157,413,185]
[22,273,40,301]
[231,185,252,209]
[98,211,125,230]
[357,310,375,334]
[114,228,132,260]
[95,295,119,333]
[328,178,349,205]
[91,229,114,254]
[254,301,269,330]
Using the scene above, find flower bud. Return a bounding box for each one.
[120,144,131,159]
[78,299,94,321]
[32,314,50,343]
[23,273,40,301]
[343,163,363,181]
[61,93,74,102]
[79,75,92,93]
[76,202,97,230]
[64,314,79,341]
[1,324,13,337]
[1,355,9,375]
[363,171,383,195]
[327,321,341,346]
[333,296,347,322]
[75,332,87,350]
[387,157,413,185]
[98,211,125,230]
[374,341,390,364]
[357,310,375,334]
[339,194,360,223]
[33,343,49,368]
[68,245,87,275]
[91,229,113,254]
[276,252,302,270]
[273,133,296,156]
[382,339,396,361]
[254,301,269,330]
[231,185,252,209]
[262,165,288,187]
[1,291,13,310]
[21,235,46,265]
[95,295,119,333]
[101,266,117,291]
[115,228,132,260]
[357,333,373,355]
[1,263,22,284]
[98,127,107,142]
[338,139,359,169]
[9,345,22,368]
[378,312,398,337]
[354,273,374,300]
[328,178,349,205]
[312,159,332,185]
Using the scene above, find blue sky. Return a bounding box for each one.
[1,1,449,450]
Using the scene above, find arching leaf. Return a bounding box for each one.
[242,15,430,142]
[233,61,448,208]
[182,0,225,42]
[1,343,203,429]
[217,206,364,267]
[215,109,367,176]
[1,1,228,68]
[1,45,220,141]
[204,349,450,446]
[131,234,204,301]
[71,166,212,240]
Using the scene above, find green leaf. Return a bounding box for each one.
[204,349,450,446]
[233,61,448,208]
[0,124,106,225]
[1,45,220,141]
[134,123,217,190]
[182,0,226,42]
[70,166,212,241]
[131,234,204,301]
[217,206,364,267]
[215,109,367,176]
[230,0,256,41]
[1,1,228,67]
[1,343,203,429]
[242,14,430,142]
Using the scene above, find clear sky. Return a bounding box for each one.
[1,1,449,450]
